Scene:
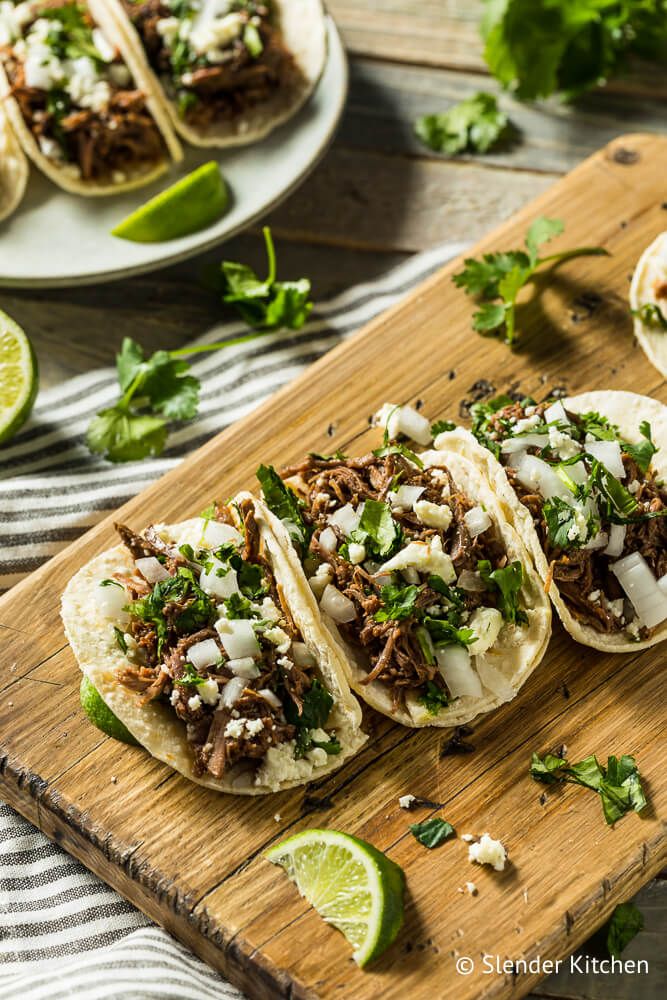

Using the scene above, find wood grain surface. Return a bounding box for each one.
[1,133,666,1000]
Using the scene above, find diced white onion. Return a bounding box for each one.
[201,519,243,549]
[308,563,333,598]
[611,552,667,628]
[500,433,548,454]
[348,542,366,564]
[544,400,569,425]
[377,536,455,583]
[457,569,487,592]
[258,688,283,710]
[98,580,128,623]
[604,523,626,558]
[319,526,338,553]
[320,584,357,623]
[220,676,246,708]
[92,27,116,62]
[227,657,260,679]
[389,485,425,510]
[135,556,169,583]
[586,440,626,479]
[396,404,432,445]
[475,658,514,702]
[292,642,317,668]
[188,638,221,671]
[401,567,420,585]
[200,560,240,600]
[435,646,482,699]
[217,619,261,659]
[463,506,492,538]
[514,453,571,501]
[658,573,667,597]
[584,531,608,551]
[328,503,360,536]
[468,607,503,655]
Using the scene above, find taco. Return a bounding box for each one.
[108,0,326,147]
[61,494,366,794]
[0,0,182,195]
[0,98,28,222]
[630,231,667,378]
[438,390,667,652]
[256,417,551,728]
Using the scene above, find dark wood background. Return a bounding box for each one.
[1,1,665,996]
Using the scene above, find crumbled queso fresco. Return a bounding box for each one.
[468,833,507,871]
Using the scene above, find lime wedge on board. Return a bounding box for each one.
[80,675,139,746]
[112,161,228,243]
[0,310,38,444]
[266,828,405,967]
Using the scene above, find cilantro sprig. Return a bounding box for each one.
[453,217,608,344]
[415,92,510,156]
[632,302,667,331]
[530,751,647,825]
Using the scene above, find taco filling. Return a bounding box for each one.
[108,499,342,782]
[0,0,167,182]
[121,0,302,129]
[470,396,667,640]
[259,419,534,716]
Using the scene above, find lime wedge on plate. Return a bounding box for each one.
[265,828,405,967]
[112,161,228,243]
[0,309,38,444]
[80,675,139,746]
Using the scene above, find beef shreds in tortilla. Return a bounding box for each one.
[277,450,524,712]
[474,398,667,640]
[121,0,303,129]
[112,499,341,780]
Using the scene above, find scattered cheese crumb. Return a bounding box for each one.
[187,694,202,711]
[523,888,529,904]
[110,776,118,784]
[460,833,475,843]
[398,794,416,809]
[465,882,478,896]
[468,833,507,871]
[274,813,281,823]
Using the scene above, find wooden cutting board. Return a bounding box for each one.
[1,133,666,1000]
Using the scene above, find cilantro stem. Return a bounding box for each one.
[537,247,609,267]
[263,226,277,286]
[168,329,270,358]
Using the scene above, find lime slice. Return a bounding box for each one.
[112,161,228,243]
[265,828,405,967]
[0,310,38,444]
[79,675,140,746]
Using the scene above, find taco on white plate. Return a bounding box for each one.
[256,413,551,729]
[61,494,366,794]
[0,98,28,222]
[0,0,182,195]
[630,231,667,378]
[438,390,667,652]
[108,0,326,147]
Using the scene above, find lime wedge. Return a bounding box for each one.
[79,675,140,746]
[0,310,38,444]
[112,161,228,243]
[265,828,405,967]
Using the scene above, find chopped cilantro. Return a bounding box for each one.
[477,560,526,623]
[431,419,456,436]
[415,92,509,156]
[223,592,257,619]
[423,616,475,649]
[256,464,311,555]
[125,567,215,655]
[175,662,208,687]
[543,496,596,550]
[113,626,128,654]
[283,678,339,758]
[374,584,420,622]
[355,500,402,558]
[633,302,667,331]
[623,420,657,475]
[530,751,647,826]
[418,680,450,714]
[100,578,123,589]
[409,816,456,848]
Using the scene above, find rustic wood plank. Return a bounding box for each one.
[1,134,666,999]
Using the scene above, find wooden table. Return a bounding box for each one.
[1,2,664,997]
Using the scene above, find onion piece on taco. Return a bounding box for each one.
[256,437,551,729]
[0,98,28,222]
[438,390,667,652]
[61,494,366,794]
[0,0,182,195]
[107,0,326,147]
[630,231,667,378]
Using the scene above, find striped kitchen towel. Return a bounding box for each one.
[0,243,460,998]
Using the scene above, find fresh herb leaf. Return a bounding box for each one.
[427,575,465,610]
[469,393,516,457]
[256,464,311,554]
[453,217,608,344]
[477,559,526,623]
[590,461,639,519]
[418,680,450,714]
[633,302,667,331]
[222,227,312,330]
[374,584,420,622]
[100,578,123,589]
[605,902,644,958]
[409,816,456,848]
[223,592,257,619]
[283,678,338,758]
[125,568,215,656]
[431,419,456,436]
[372,442,424,468]
[530,751,647,826]
[423,616,476,648]
[356,500,402,558]
[242,21,263,57]
[175,662,208,687]
[415,92,509,155]
[113,626,128,654]
[116,338,200,421]
[543,496,593,549]
[577,411,619,441]
[623,421,657,475]
[86,407,169,464]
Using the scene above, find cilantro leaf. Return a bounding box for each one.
[605,902,644,959]
[100,578,123,589]
[125,567,215,656]
[86,407,168,463]
[453,251,528,299]
[477,559,526,623]
[423,616,475,649]
[175,662,209,687]
[633,302,667,331]
[409,817,456,848]
[355,500,402,558]
[418,680,449,714]
[577,411,619,441]
[222,227,312,330]
[543,495,593,549]
[530,751,647,826]
[282,679,339,758]
[525,216,564,265]
[113,626,128,654]
[623,421,657,475]
[223,592,257,619]
[415,92,509,156]
[116,338,200,421]
[431,419,456,436]
[256,464,311,555]
[374,584,420,622]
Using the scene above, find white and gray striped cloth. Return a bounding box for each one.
[0,245,458,998]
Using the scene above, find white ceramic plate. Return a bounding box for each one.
[0,17,345,288]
